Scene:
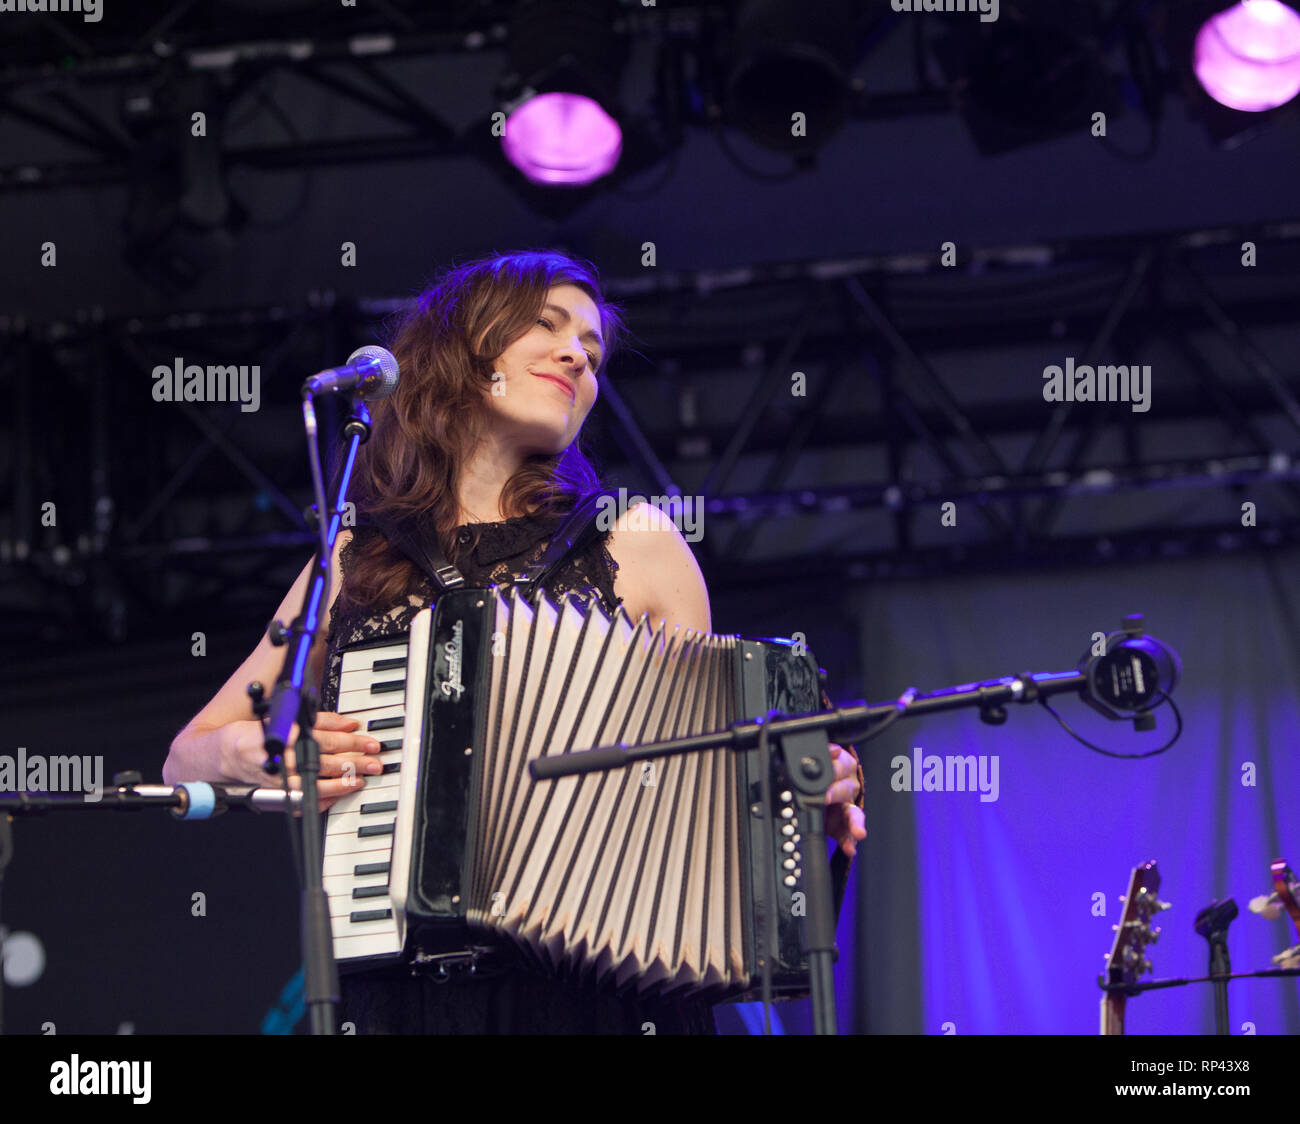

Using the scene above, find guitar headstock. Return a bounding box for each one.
[1270,860,1300,930]
[1269,859,1300,967]
[1102,860,1169,994]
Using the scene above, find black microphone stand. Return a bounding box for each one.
[258,394,371,1036]
[0,773,302,1035]
[1194,898,1238,1035]
[0,395,367,1038]
[531,646,1177,1035]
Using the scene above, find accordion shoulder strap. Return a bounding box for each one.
[515,489,615,597]
[367,490,615,595]
[367,512,467,593]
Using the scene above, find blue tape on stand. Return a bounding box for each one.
[178,782,216,820]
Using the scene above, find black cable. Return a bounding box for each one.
[842,685,917,747]
[1038,689,1182,758]
[278,725,306,892]
[610,140,681,199]
[281,400,338,890]
[260,647,307,893]
[708,120,803,183]
[270,406,333,893]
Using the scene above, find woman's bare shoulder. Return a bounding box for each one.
[604,502,711,633]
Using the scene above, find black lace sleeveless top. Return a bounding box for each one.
[320,511,623,714]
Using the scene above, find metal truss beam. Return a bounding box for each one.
[3,227,1299,647]
[0,0,1014,195]
[698,453,1300,519]
[723,341,854,562]
[842,276,1018,542]
[702,520,1300,590]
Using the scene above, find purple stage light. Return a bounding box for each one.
[502,92,622,187]
[1194,0,1300,112]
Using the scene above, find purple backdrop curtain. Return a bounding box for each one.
[852,545,1300,1035]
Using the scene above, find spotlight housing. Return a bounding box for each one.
[724,0,857,153]
[499,0,629,188]
[503,91,623,187]
[933,0,1120,157]
[120,77,247,290]
[1193,0,1300,112]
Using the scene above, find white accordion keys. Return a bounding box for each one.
[322,639,409,965]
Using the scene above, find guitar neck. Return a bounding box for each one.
[1100,991,1126,1036]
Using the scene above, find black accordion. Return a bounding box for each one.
[324,586,822,999]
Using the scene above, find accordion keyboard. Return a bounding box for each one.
[322,639,410,964]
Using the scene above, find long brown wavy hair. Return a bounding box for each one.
[337,249,627,614]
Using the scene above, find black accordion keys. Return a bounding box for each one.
[324,586,822,999]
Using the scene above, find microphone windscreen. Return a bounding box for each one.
[347,345,400,401]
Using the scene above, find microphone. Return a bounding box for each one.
[303,345,400,401]
[1077,613,1182,731]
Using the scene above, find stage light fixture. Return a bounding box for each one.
[503,91,623,187]
[499,0,629,187]
[723,0,857,154]
[933,0,1120,157]
[1164,0,1300,146]
[1193,0,1300,112]
[120,78,247,291]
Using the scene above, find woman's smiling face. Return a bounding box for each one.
[482,283,605,455]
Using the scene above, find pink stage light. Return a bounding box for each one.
[1194,0,1300,112]
[502,92,623,186]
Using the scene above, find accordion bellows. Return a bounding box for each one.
[326,586,819,1000]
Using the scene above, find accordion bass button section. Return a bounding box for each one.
[325,586,824,1000]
